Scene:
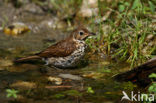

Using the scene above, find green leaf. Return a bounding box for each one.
[64,90,82,97]
[119,5,125,12]
[103,69,111,73]
[87,87,94,94]
[13,94,17,98]
[132,0,140,9]
[6,89,12,93]
[149,73,156,78]
[7,94,12,98]
[53,94,65,99]
[148,83,156,93]
[148,1,155,13]
[6,89,18,98]
[124,2,130,6]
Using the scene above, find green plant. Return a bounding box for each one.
[148,1,155,13]
[118,1,130,13]
[148,73,156,93]
[87,87,94,94]
[142,73,156,103]
[131,0,155,14]
[53,93,65,99]
[6,89,19,98]
[63,90,82,97]
[148,83,156,93]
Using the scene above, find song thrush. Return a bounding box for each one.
[15,27,96,68]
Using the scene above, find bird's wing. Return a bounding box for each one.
[37,39,77,58]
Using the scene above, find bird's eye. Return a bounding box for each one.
[79,31,84,35]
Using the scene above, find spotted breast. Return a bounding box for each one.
[45,40,86,68]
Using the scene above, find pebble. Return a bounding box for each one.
[3,22,30,36]
[47,76,62,85]
[11,81,36,89]
[77,0,98,17]
[58,73,82,81]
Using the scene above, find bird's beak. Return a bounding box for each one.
[89,32,96,36]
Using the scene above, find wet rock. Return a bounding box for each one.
[58,73,82,81]
[21,3,44,14]
[3,22,30,36]
[40,19,55,28]
[10,81,36,89]
[77,0,99,17]
[83,72,104,79]
[0,59,13,70]
[40,18,66,29]
[47,76,62,85]
[36,0,56,14]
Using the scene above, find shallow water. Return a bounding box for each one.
[0,3,141,103]
[0,27,139,103]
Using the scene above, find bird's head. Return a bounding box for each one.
[71,27,96,41]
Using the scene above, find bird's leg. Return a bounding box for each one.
[39,65,49,74]
[45,61,49,65]
[42,58,49,65]
[50,65,63,71]
[42,58,62,71]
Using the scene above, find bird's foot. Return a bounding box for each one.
[50,65,63,72]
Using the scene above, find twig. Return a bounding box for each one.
[45,85,73,89]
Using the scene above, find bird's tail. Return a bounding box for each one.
[14,55,41,63]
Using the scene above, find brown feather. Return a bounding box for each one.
[14,55,41,62]
[37,37,77,58]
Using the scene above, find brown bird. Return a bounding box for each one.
[15,27,96,68]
